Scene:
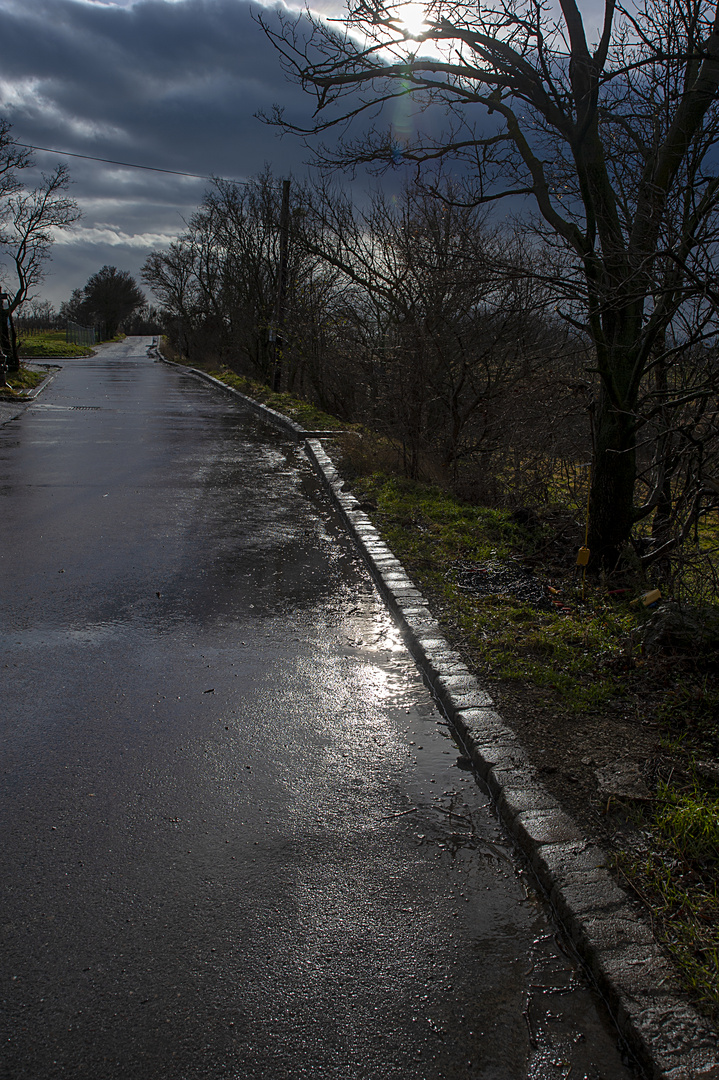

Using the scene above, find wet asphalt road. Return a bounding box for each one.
[0,340,636,1079]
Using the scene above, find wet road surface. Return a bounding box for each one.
[0,340,637,1079]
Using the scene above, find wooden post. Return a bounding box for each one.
[271,179,291,393]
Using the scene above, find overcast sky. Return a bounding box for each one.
[0,0,608,311]
[0,0,356,308]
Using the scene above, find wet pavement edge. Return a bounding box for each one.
[61,349,718,1079]
[0,363,62,425]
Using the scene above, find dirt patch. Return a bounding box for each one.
[434,566,669,837]
[413,564,715,850]
[484,680,670,844]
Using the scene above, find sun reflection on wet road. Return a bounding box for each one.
[0,341,638,1079]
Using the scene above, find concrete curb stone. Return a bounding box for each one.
[159,353,719,1080]
[0,364,61,425]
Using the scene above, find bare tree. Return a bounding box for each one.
[143,171,337,384]
[144,169,589,495]
[261,0,719,566]
[297,179,576,480]
[0,120,31,202]
[0,123,80,368]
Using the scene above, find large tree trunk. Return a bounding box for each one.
[1,309,19,373]
[587,381,637,569]
[8,309,19,373]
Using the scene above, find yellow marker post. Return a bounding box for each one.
[630,588,662,607]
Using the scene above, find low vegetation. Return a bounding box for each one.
[617,779,719,1016]
[204,365,349,433]
[0,364,47,395]
[17,330,93,358]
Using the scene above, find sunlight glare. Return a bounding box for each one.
[393,2,429,37]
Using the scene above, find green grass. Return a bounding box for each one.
[655,782,719,865]
[357,473,521,558]
[350,472,638,713]
[7,366,45,389]
[0,365,47,397]
[18,330,93,358]
[205,367,351,433]
[617,783,719,1018]
[618,849,719,1017]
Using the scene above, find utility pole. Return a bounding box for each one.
[0,293,10,382]
[0,294,7,388]
[270,179,291,393]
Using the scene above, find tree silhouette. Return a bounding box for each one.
[71,265,145,340]
[262,0,719,567]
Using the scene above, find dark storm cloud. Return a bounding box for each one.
[0,0,446,305]
[0,0,324,303]
[0,0,314,180]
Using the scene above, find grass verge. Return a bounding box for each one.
[18,330,93,358]
[345,471,641,712]
[202,365,353,435]
[0,365,48,397]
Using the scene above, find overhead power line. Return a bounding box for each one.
[16,143,236,182]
